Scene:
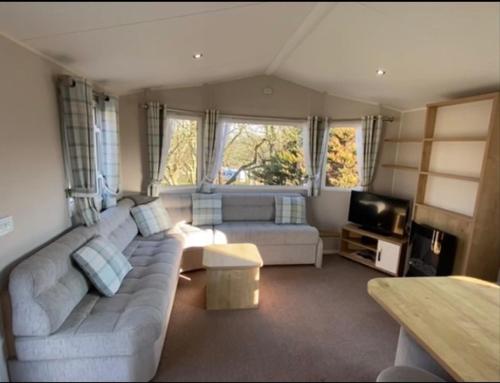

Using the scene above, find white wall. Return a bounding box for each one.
[119,75,400,235]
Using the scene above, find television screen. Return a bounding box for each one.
[348,191,410,236]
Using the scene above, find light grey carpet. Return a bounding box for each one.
[154,255,399,382]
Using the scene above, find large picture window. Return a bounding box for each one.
[217,120,306,187]
[324,123,361,189]
[163,116,200,187]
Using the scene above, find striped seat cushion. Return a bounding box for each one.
[275,195,306,224]
[130,198,172,237]
[72,235,132,297]
[192,193,223,226]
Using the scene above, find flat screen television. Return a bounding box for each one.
[348,191,410,237]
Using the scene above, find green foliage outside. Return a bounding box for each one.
[219,124,306,186]
[162,119,359,189]
[325,127,359,188]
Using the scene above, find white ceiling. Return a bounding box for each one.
[0,2,498,110]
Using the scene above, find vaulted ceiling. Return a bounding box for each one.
[0,2,498,110]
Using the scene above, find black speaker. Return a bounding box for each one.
[405,221,457,277]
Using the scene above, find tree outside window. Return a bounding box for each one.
[217,122,306,186]
[162,118,198,186]
[325,126,360,188]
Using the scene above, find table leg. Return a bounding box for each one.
[206,267,260,310]
[395,327,454,381]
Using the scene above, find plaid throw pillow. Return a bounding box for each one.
[275,195,306,224]
[130,198,172,237]
[72,236,132,297]
[192,193,223,226]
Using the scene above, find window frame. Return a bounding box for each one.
[215,116,308,191]
[160,112,203,193]
[322,120,363,192]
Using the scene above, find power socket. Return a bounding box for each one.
[0,216,14,237]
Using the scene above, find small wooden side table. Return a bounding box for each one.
[203,243,263,311]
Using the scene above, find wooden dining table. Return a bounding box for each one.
[368,276,500,382]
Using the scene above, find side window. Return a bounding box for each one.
[163,117,199,186]
[324,124,360,189]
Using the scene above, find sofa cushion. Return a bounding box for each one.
[72,236,132,297]
[214,222,319,246]
[167,223,214,248]
[95,198,138,252]
[221,192,307,222]
[160,193,193,224]
[9,226,96,337]
[192,193,222,226]
[275,195,306,224]
[9,198,138,337]
[131,199,172,237]
[14,236,183,361]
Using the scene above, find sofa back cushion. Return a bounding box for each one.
[9,226,96,336]
[9,198,138,337]
[222,192,306,222]
[160,193,193,224]
[159,191,307,223]
[95,198,138,251]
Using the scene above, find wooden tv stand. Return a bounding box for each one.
[339,224,408,276]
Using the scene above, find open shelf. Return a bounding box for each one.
[342,237,377,252]
[384,138,422,143]
[339,250,375,267]
[420,171,480,183]
[423,137,487,142]
[382,164,419,171]
[415,203,473,222]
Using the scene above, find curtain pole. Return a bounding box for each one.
[139,104,394,123]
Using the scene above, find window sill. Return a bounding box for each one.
[213,185,308,193]
[321,186,363,192]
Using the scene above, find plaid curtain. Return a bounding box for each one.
[304,116,329,197]
[146,101,171,197]
[58,76,100,226]
[99,95,120,208]
[359,115,383,190]
[199,110,226,193]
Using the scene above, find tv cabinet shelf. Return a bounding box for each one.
[342,237,377,252]
[340,224,408,276]
[339,250,379,271]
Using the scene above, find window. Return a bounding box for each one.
[324,123,361,189]
[162,116,200,187]
[217,120,306,187]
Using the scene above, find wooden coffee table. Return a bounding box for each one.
[203,243,263,310]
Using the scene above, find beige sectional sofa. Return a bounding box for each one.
[7,192,322,382]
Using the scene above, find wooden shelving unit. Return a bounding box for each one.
[382,164,419,171]
[384,138,422,143]
[423,137,487,142]
[420,171,480,183]
[413,92,499,281]
[383,138,422,172]
[414,203,473,221]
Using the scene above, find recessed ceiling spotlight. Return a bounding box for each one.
[193,53,203,60]
[376,69,386,76]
